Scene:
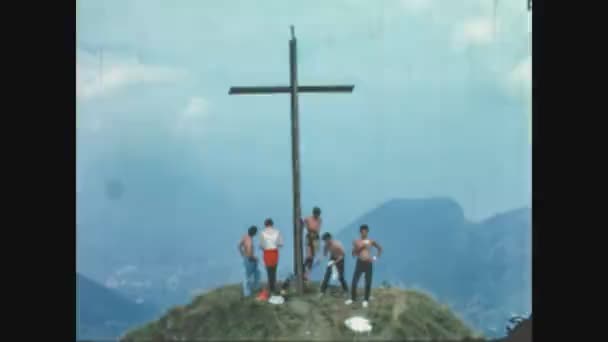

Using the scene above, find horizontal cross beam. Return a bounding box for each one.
[228,85,354,95]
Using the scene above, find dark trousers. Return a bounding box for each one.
[351,259,373,301]
[304,258,313,272]
[320,258,348,293]
[266,265,277,293]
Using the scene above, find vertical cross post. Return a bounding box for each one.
[228,26,354,295]
[289,26,305,295]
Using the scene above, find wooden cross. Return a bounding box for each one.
[228,26,354,295]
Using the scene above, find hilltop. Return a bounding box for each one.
[122,283,483,341]
[79,197,530,339]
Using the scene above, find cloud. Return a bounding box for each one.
[105,277,120,289]
[76,48,204,149]
[166,274,180,291]
[76,48,186,101]
[76,0,533,226]
[507,56,531,92]
[174,96,210,138]
[129,280,152,289]
[115,264,138,276]
[505,55,531,102]
[182,97,208,118]
[506,55,532,144]
[453,17,495,49]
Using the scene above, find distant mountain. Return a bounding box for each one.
[77,273,160,341]
[462,207,531,336]
[334,198,531,338]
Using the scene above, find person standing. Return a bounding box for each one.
[319,232,348,296]
[302,206,322,280]
[238,225,261,297]
[260,218,283,294]
[345,224,383,308]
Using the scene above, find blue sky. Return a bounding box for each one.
[76,0,531,242]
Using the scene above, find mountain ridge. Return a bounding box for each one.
[331,198,531,338]
[77,272,159,340]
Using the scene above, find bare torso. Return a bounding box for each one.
[326,240,345,259]
[240,235,254,258]
[353,238,374,261]
[304,216,322,234]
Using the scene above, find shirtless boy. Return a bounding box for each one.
[302,207,322,279]
[345,224,383,308]
[319,232,348,296]
[238,225,260,297]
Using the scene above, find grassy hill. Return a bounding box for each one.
[122,283,484,341]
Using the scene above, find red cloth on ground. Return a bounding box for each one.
[256,289,269,301]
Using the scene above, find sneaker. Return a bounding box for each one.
[362,300,369,308]
[345,299,353,305]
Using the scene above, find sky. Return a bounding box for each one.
[76,0,531,257]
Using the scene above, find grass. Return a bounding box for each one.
[122,282,485,341]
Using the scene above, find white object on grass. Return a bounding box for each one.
[345,299,353,305]
[344,316,372,333]
[362,300,368,308]
[268,295,285,305]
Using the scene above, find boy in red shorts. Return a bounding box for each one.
[259,218,284,295]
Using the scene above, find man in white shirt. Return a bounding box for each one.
[260,218,283,294]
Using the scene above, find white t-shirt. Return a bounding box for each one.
[260,227,283,250]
